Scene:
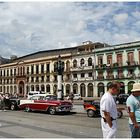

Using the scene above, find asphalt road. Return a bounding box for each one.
[0,108,131,138]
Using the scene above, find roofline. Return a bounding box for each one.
[14,46,78,61]
[113,40,140,47]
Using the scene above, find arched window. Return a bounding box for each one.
[46,84,50,93]
[36,85,39,91]
[97,82,105,97]
[41,85,45,91]
[88,83,93,97]
[66,60,70,71]
[73,60,77,68]
[53,84,57,95]
[31,85,34,91]
[80,58,85,66]
[66,84,71,96]
[54,62,58,72]
[73,83,78,94]
[80,83,85,97]
[88,58,92,66]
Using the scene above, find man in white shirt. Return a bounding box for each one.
[100,81,120,138]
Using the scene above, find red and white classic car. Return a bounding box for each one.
[19,94,73,115]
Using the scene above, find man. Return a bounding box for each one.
[126,83,140,138]
[100,81,120,138]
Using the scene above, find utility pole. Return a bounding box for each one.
[57,55,64,100]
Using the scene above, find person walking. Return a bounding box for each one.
[100,81,120,138]
[0,94,6,111]
[126,83,140,138]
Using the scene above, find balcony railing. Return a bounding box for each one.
[97,76,104,80]
[106,75,114,80]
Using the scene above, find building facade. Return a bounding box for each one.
[0,41,140,97]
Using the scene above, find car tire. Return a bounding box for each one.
[117,111,123,118]
[87,109,95,117]
[49,106,56,115]
[25,106,31,112]
[10,104,15,111]
[116,100,119,104]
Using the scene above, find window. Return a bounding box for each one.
[41,64,44,73]
[41,76,44,82]
[46,63,50,72]
[117,53,123,66]
[31,65,34,74]
[31,77,34,82]
[46,85,50,92]
[88,58,92,66]
[54,62,58,72]
[73,60,77,68]
[66,74,70,80]
[81,73,85,78]
[98,56,103,65]
[66,60,70,71]
[54,75,57,81]
[88,72,92,77]
[107,54,112,65]
[127,52,134,63]
[36,65,39,74]
[46,76,50,82]
[14,68,16,76]
[27,67,29,75]
[4,70,5,76]
[7,69,9,76]
[80,58,85,66]
[73,74,77,78]
[36,77,39,82]
[10,69,13,76]
[27,77,29,82]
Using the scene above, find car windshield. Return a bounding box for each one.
[45,95,57,100]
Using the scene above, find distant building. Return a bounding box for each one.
[0,40,140,97]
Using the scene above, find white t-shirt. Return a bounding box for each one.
[100,92,117,119]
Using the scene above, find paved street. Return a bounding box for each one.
[0,105,131,138]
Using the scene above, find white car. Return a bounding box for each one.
[73,94,82,100]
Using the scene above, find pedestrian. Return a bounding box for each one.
[0,94,6,111]
[126,83,140,138]
[68,92,74,103]
[100,81,120,138]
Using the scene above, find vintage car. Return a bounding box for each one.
[19,94,73,115]
[83,100,124,118]
[115,94,129,104]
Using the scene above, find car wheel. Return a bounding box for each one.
[117,111,123,118]
[10,104,15,111]
[49,106,56,115]
[87,109,95,117]
[116,100,119,104]
[25,106,31,112]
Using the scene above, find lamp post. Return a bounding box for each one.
[57,55,64,100]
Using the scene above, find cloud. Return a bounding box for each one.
[113,13,128,26]
[0,2,140,58]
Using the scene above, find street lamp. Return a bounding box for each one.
[57,55,64,100]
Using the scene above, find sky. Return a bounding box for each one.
[0,2,140,58]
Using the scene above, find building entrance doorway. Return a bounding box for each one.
[18,81,24,97]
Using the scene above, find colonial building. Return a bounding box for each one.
[0,40,140,97]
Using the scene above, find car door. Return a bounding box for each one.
[34,96,47,111]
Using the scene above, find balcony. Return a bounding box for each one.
[97,76,104,80]
[126,74,136,79]
[106,75,114,80]
[115,74,125,79]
